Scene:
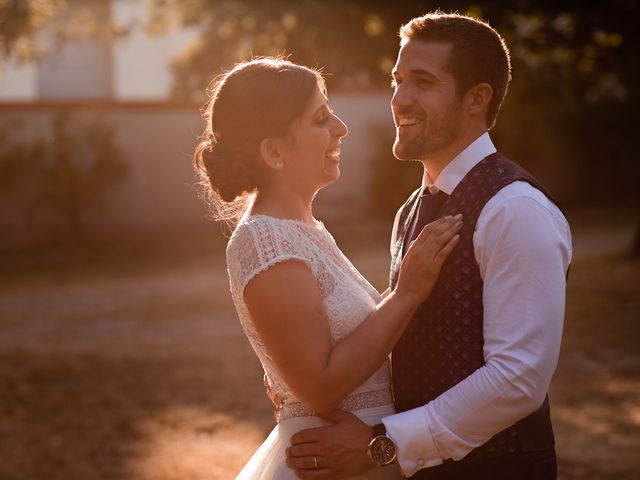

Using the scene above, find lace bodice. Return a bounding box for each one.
[226,214,392,414]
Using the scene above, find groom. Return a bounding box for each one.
[285,11,572,480]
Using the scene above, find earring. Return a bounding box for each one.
[275,162,283,169]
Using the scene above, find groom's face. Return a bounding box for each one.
[391,40,465,161]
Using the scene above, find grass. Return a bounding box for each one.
[0,208,638,479]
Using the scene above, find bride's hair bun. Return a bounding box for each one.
[199,136,259,203]
[193,57,325,225]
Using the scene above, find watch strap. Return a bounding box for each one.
[372,422,386,438]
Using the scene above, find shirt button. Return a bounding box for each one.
[428,185,440,194]
[417,459,425,467]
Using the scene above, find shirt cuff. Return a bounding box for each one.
[382,406,443,477]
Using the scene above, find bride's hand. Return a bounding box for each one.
[395,214,463,303]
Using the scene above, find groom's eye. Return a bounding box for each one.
[414,74,436,86]
[416,78,435,90]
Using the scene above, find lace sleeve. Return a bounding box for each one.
[226,218,312,296]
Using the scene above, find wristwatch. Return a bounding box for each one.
[367,423,397,466]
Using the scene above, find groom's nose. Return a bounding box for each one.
[391,82,414,110]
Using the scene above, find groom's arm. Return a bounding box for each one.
[383,183,572,476]
[287,184,572,479]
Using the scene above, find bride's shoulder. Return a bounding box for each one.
[227,214,289,253]
[227,216,261,251]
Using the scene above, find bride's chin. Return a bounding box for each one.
[323,167,340,184]
[322,160,340,181]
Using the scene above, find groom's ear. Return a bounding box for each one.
[259,137,285,171]
[466,83,493,119]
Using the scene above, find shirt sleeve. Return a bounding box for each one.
[383,182,572,476]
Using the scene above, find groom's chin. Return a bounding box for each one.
[392,142,420,162]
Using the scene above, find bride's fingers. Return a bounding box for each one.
[286,454,326,470]
[415,214,462,245]
[287,443,323,458]
[435,217,463,244]
[411,217,454,248]
[419,217,462,253]
[405,215,462,260]
[434,233,461,264]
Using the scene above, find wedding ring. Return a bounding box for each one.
[313,455,319,469]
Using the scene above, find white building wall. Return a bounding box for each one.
[113,1,200,100]
[0,92,396,248]
[0,60,38,100]
[37,40,114,99]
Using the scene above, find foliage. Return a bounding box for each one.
[0,120,44,190]
[0,112,129,242]
[145,1,636,103]
[491,3,638,204]
[153,0,419,102]
[0,0,129,62]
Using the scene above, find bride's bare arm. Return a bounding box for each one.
[244,216,462,414]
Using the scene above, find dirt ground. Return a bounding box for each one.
[0,208,638,480]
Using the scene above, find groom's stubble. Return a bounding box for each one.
[392,95,466,163]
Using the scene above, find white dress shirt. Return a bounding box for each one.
[383,132,573,476]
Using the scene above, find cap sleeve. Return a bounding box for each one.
[226,218,312,296]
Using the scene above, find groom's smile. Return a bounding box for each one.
[396,116,423,128]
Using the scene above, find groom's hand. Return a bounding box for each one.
[286,410,374,479]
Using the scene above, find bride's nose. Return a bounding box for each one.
[333,114,348,138]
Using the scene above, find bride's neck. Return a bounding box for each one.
[251,184,315,223]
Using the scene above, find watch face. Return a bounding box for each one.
[368,436,397,466]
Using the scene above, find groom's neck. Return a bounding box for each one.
[421,126,488,185]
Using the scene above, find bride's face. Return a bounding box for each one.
[278,86,348,192]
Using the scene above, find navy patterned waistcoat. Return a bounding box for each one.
[390,153,559,469]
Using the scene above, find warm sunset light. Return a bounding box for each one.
[0,1,638,479]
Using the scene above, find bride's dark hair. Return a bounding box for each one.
[194,57,325,226]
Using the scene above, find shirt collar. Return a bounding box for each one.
[424,132,496,195]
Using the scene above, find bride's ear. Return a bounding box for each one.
[259,138,285,171]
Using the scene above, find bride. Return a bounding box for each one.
[193,57,462,479]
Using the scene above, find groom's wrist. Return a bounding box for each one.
[372,423,386,438]
[367,423,398,466]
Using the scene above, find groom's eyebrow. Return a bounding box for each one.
[409,69,439,81]
[391,68,439,82]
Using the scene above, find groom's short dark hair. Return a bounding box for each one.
[400,12,511,129]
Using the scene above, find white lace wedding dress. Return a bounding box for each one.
[226,214,401,479]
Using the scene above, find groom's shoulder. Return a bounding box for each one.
[491,182,565,216]
[487,151,529,176]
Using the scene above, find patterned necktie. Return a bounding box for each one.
[403,188,449,256]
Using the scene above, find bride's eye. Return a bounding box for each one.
[316,111,329,125]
